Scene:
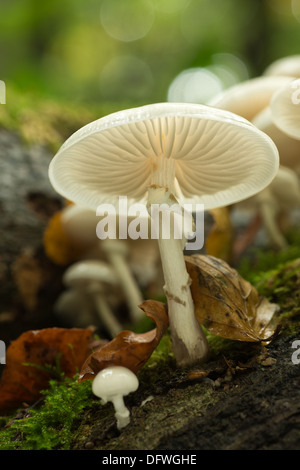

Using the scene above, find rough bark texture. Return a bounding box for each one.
[0,127,65,346]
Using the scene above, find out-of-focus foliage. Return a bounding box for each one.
[0,0,300,107]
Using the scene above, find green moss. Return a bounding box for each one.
[0,83,123,151]
[238,229,300,287]
[0,377,93,450]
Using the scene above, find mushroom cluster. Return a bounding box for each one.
[210,56,300,249]
[49,102,279,368]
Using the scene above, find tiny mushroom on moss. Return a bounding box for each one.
[63,259,122,338]
[49,102,279,367]
[270,79,300,141]
[92,366,139,430]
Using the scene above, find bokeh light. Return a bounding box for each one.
[167,53,249,104]
[167,68,223,104]
[100,0,155,42]
[292,0,300,23]
[151,0,191,14]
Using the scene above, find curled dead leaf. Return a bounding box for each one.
[78,299,169,382]
[0,327,93,413]
[185,254,280,342]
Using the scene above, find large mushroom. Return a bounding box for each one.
[49,102,279,367]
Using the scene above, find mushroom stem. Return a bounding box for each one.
[147,184,209,367]
[90,287,123,338]
[111,394,130,430]
[101,239,144,323]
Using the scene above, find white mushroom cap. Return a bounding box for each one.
[264,55,300,78]
[270,79,300,140]
[49,102,279,212]
[92,366,139,430]
[92,366,139,400]
[63,259,117,289]
[252,106,300,174]
[210,76,294,122]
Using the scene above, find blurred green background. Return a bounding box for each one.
[0,0,300,108]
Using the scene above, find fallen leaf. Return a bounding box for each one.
[79,299,169,382]
[0,327,93,413]
[205,207,234,263]
[185,254,280,342]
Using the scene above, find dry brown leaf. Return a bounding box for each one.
[205,207,234,263]
[0,327,93,413]
[185,254,280,342]
[79,299,169,382]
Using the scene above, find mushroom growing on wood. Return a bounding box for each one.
[270,79,300,141]
[63,260,123,338]
[92,366,139,430]
[49,102,279,367]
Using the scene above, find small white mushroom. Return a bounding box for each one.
[61,204,146,324]
[92,366,139,430]
[63,260,123,338]
[270,78,300,141]
[54,288,95,327]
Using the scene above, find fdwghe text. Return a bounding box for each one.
[101,454,197,466]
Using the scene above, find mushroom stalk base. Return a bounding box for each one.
[147,186,209,367]
[111,395,130,430]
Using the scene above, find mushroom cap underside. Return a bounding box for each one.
[49,102,279,212]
